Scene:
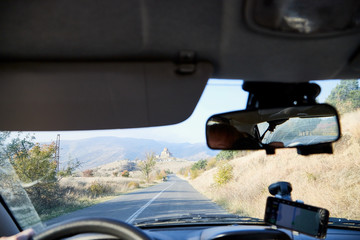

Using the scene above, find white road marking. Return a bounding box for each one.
[125,182,175,224]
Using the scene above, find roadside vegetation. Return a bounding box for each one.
[180,81,360,220]
[0,134,149,221]
[137,152,157,183]
[326,79,360,114]
[178,151,247,181]
[0,133,188,222]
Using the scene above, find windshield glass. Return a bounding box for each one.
[0,79,359,230]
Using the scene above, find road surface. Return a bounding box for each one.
[46,175,228,226]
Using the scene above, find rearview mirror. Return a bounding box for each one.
[206,104,340,150]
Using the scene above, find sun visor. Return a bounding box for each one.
[0,62,212,130]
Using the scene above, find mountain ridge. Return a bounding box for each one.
[58,136,217,169]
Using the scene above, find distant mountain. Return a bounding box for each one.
[58,137,218,170]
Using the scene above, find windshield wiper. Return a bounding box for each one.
[134,214,264,227]
[328,218,360,229]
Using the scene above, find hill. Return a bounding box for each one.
[58,137,217,169]
[187,110,360,220]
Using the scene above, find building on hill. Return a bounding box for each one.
[157,147,174,161]
[160,147,172,158]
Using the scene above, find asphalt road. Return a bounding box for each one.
[46,175,227,226]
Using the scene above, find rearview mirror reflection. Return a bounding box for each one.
[206,104,340,150]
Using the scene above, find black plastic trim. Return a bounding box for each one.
[0,194,22,231]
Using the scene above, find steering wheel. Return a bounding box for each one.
[34,218,151,240]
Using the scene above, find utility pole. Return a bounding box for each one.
[55,134,60,172]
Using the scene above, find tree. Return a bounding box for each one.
[5,135,57,184]
[58,156,81,178]
[0,131,10,160]
[5,135,61,212]
[191,159,207,171]
[216,150,237,161]
[0,132,10,149]
[326,80,360,114]
[138,152,156,183]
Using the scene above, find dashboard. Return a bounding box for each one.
[36,222,360,240]
[32,215,360,240]
[142,225,360,240]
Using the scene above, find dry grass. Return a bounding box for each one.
[43,159,169,221]
[189,110,360,220]
[340,109,360,140]
[40,176,145,221]
[59,176,143,196]
[60,159,192,197]
[84,160,135,177]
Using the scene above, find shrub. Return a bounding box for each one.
[77,181,86,187]
[306,172,317,182]
[57,171,69,178]
[190,169,202,179]
[112,171,119,177]
[88,182,112,197]
[206,157,217,170]
[191,159,207,171]
[214,162,233,186]
[178,167,187,175]
[26,182,63,214]
[127,181,140,189]
[155,169,167,180]
[82,169,94,177]
[121,170,130,177]
[216,150,237,161]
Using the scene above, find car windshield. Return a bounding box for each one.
[0,79,359,231]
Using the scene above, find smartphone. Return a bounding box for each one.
[264,196,329,239]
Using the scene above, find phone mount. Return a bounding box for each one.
[268,181,293,201]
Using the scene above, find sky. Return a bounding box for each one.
[24,79,340,144]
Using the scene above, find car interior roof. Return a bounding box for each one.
[1,0,360,130]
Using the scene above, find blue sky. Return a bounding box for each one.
[26,79,340,144]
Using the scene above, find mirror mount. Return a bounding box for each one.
[243,82,321,110]
[265,147,276,155]
[297,143,333,156]
[264,142,334,156]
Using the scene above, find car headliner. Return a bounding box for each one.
[0,0,360,130]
